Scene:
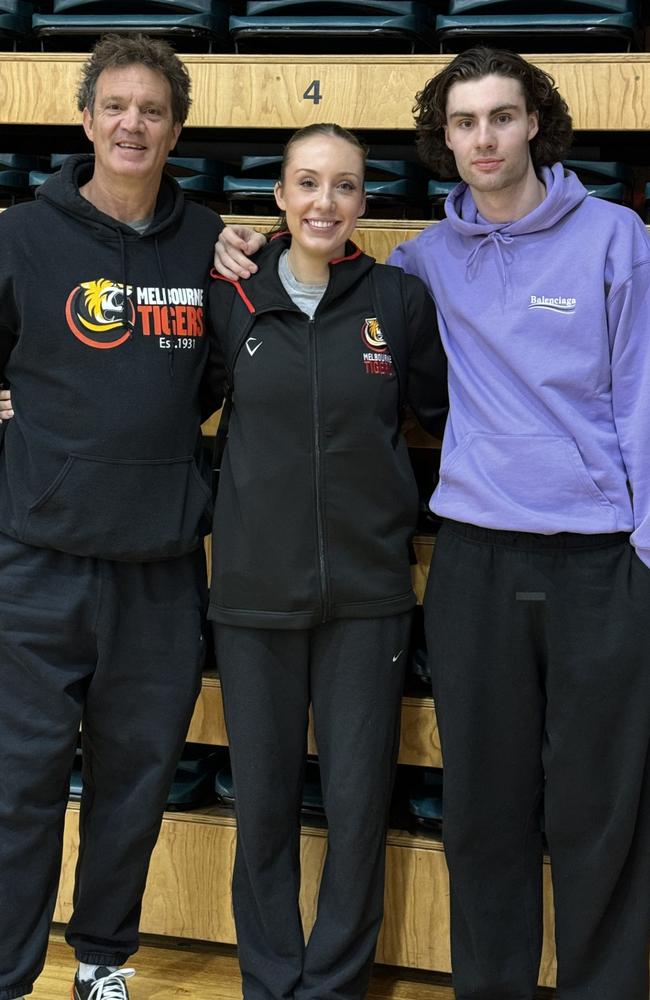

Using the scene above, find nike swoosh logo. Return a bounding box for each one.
[246,337,263,356]
[392,650,404,662]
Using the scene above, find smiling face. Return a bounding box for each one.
[274,134,366,267]
[82,63,182,193]
[444,73,539,207]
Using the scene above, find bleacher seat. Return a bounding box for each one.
[230,1,439,54]
[32,0,230,51]
[427,179,455,219]
[166,156,226,202]
[0,153,48,202]
[564,159,632,205]
[0,0,32,49]
[52,0,215,10]
[436,0,639,52]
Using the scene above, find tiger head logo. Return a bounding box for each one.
[65,278,135,349]
[361,316,387,352]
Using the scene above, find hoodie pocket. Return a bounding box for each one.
[438,433,617,531]
[23,454,212,561]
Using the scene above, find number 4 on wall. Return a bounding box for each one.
[303,80,322,105]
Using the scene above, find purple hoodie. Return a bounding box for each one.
[389,163,650,566]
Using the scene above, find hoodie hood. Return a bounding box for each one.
[444,164,589,289]
[445,163,588,238]
[37,153,186,343]
[36,153,185,240]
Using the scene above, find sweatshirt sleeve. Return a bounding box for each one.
[387,231,432,284]
[199,309,227,422]
[402,273,448,439]
[608,257,650,567]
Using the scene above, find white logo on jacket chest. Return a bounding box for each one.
[246,337,263,356]
[529,294,577,314]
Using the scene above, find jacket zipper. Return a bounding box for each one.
[309,318,330,622]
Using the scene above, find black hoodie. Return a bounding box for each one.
[0,154,224,561]
[207,236,448,629]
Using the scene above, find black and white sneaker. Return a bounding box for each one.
[72,967,135,1000]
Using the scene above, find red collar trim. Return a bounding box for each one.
[210,269,255,314]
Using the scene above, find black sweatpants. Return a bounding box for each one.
[214,614,411,1000]
[0,534,207,1000]
[424,521,650,1000]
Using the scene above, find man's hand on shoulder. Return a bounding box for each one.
[0,388,13,421]
[214,225,266,280]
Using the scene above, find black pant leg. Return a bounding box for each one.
[66,550,206,964]
[544,542,650,1000]
[297,614,411,1000]
[0,536,97,1000]
[424,524,546,1000]
[214,624,311,1000]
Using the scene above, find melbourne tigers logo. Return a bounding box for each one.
[65,279,136,349]
[360,316,387,353]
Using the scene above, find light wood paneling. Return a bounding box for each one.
[0,54,649,130]
[54,804,556,984]
[186,675,229,746]
[400,697,441,768]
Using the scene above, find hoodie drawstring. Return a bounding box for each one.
[116,228,134,335]
[466,230,514,287]
[154,238,175,377]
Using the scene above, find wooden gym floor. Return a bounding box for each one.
[34,928,556,1000]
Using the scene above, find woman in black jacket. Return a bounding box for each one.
[207,124,447,1000]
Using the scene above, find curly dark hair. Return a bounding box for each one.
[414,47,573,178]
[77,33,191,126]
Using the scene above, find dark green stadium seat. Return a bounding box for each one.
[53,0,215,11]
[0,152,49,171]
[436,11,638,52]
[408,769,443,832]
[449,0,633,12]
[427,179,455,220]
[0,0,32,15]
[564,160,632,205]
[0,3,31,49]
[230,1,438,54]
[166,157,226,202]
[0,167,31,207]
[33,1,230,52]
[564,160,632,184]
[28,170,54,189]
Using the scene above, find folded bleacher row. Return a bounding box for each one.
[0,0,645,54]
[3,152,650,220]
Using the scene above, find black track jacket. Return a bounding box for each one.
[207,236,448,629]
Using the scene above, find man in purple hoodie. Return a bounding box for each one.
[387,48,650,1000]
[207,48,649,999]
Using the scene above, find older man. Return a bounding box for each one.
[0,34,233,1000]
